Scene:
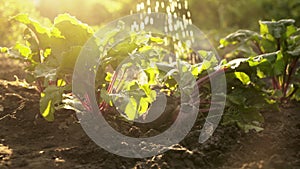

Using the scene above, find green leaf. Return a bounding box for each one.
[292,88,300,101]
[34,64,57,80]
[12,14,56,50]
[260,39,277,53]
[150,36,164,44]
[57,46,82,75]
[227,94,246,106]
[54,13,94,46]
[286,25,297,37]
[39,86,63,121]
[225,58,249,69]
[273,52,285,76]
[219,38,230,48]
[145,67,159,85]
[105,72,113,82]
[140,84,156,101]
[288,46,300,57]
[192,60,211,76]
[124,97,138,120]
[237,122,264,133]
[41,100,54,121]
[57,79,67,87]
[43,48,52,58]
[139,97,150,114]
[260,20,270,35]
[100,89,113,105]
[133,33,150,46]
[25,73,36,83]
[14,43,32,58]
[0,47,8,53]
[234,72,251,85]
[13,14,50,36]
[241,108,264,123]
[256,68,266,78]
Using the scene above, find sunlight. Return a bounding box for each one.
[32,0,128,12]
[28,0,133,25]
[32,0,40,5]
[1,0,300,168]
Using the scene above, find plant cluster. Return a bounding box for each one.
[1,13,299,132]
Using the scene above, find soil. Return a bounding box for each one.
[0,54,300,169]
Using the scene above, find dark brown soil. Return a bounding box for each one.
[0,55,300,169]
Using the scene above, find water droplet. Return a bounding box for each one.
[136,4,141,12]
[186,40,192,48]
[184,0,188,9]
[182,31,186,38]
[166,6,171,13]
[178,3,182,9]
[168,15,173,24]
[174,1,178,7]
[156,1,160,8]
[169,24,173,32]
[190,31,194,37]
[150,17,154,25]
[140,22,145,30]
[144,16,149,25]
[161,2,165,8]
[171,4,175,12]
[163,37,167,46]
[173,13,178,19]
[141,2,145,10]
[172,36,176,42]
[187,11,191,18]
[174,24,178,31]
[164,26,168,33]
[140,13,143,20]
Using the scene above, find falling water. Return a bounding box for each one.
[131,0,193,26]
[130,0,197,63]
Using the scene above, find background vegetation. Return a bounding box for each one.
[2,0,300,47]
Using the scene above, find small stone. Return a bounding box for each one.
[54,157,65,163]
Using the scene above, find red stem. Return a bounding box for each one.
[99,71,118,110]
[283,58,299,97]
[272,77,280,90]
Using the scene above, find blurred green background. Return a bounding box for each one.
[1,0,300,47]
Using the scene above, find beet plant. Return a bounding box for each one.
[1,13,299,133]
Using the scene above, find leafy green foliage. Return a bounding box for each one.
[5,10,299,134]
[5,13,209,122]
[97,33,207,120]
[0,0,45,46]
[4,13,94,121]
[219,19,300,131]
[220,19,300,101]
